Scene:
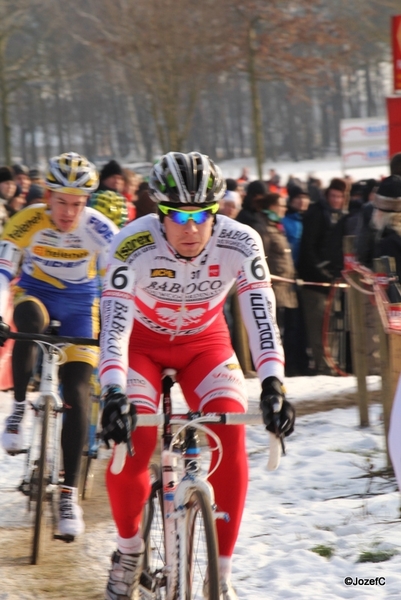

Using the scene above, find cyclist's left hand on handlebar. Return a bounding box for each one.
[101,386,137,453]
[260,376,295,437]
[0,317,10,347]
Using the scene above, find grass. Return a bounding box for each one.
[310,544,334,559]
[357,549,398,563]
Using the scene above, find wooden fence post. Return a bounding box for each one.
[373,256,401,466]
[343,236,370,427]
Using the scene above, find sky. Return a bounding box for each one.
[1,374,400,600]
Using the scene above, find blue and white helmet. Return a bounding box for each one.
[149,151,226,205]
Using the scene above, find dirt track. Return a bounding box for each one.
[0,387,383,599]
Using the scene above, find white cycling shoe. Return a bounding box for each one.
[59,486,85,537]
[105,545,144,600]
[2,401,25,454]
[1,426,23,454]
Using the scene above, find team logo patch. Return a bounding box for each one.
[225,363,241,371]
[7,212,42,241]
[114,231,154,261]
[33,245,89,259]
[150,268,176,278]
[209,265,220,277]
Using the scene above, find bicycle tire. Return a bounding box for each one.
[185,488,219,600]
[140,464,166,599]
[31,396,50,565]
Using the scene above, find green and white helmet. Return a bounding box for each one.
[149,152,226,205]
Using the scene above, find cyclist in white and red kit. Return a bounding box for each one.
[99,151,295,600]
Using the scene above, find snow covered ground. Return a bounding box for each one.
[1,374,401,599]
[219,155,389,188]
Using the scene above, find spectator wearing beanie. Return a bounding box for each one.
[298,177,347,375]
[28,167,46,188]
[26,183,45,206]
[98,159,125,194]
[219,190,241,219]
[370,175,401,280]
[225,178,238,192]
[0,167,16,202]
[236,180,269,250]
[282,185,310,268]
[12,164,31,197]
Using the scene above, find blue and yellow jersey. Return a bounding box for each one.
[0,204,118,299]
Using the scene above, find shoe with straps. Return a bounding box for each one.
[59,486,84,537]
[1,401,25,454]
[105,545,144,600]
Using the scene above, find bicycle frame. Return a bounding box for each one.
[111,371,281,599]
[21,342,64,495]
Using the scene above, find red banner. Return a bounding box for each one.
[393,15,401,91]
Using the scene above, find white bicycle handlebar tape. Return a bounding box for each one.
[267,432,282,471]
[110,443,127,475]
[0,272,10,318]
[110,419,282,475]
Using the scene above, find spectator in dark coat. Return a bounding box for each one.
[328,179,377,277]
[261,193,308,376]
[236,180,268,249]
[298,177,347,374]
[282,185,310,268]
[371,175,401,281]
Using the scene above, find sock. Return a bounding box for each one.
[219,556,232,581]
[117,531,143,555]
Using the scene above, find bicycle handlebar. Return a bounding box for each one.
[6,331,99,346]
[110,412,282,475]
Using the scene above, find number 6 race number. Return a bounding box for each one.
[243,256,267,282]
[106,265,135,291]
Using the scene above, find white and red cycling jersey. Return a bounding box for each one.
[99,212,284,394]
[100,212,285,552]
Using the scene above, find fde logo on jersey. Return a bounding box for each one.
[209,265,219,277]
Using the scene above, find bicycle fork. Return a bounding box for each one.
[163,425,226,600]
[20,347,64,496]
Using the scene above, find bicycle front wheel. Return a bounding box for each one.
[31,397,50,565]
[185,488,219,600]
[141,464,166,599]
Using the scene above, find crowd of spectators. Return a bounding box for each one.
[219,154,401,377]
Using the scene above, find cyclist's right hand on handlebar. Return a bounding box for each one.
[101,386,137,453]
[0,317,10,346]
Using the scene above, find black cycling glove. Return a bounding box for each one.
[101,386,137,453]
[260,376,295,437]
[0,317,10,347]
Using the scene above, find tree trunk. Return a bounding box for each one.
[247,23,264,179]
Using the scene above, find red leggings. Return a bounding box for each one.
[106,318,249,557]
